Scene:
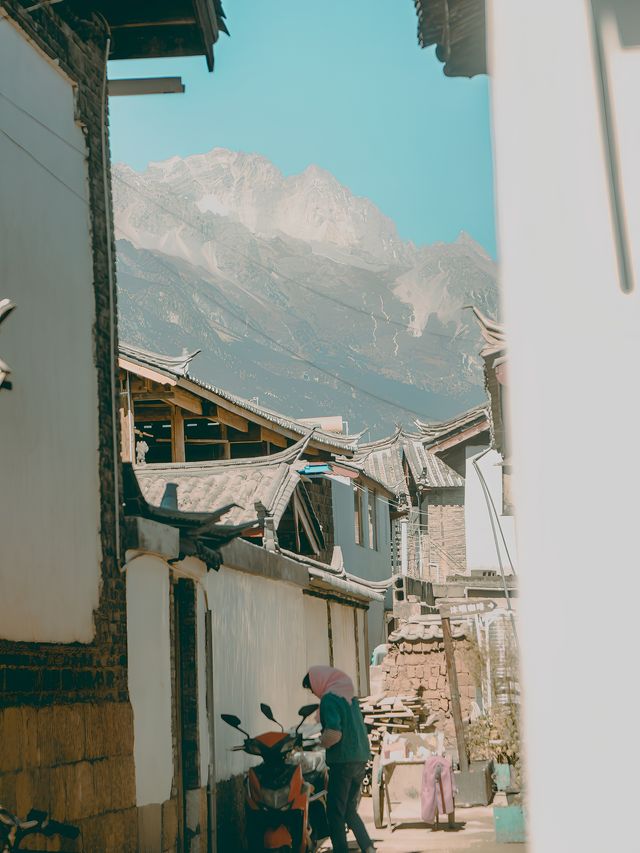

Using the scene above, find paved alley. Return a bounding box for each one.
[319,799,527,853]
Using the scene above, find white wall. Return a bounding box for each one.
[204,566,310,781]
[0,19,101,642]
[465,447,517,573]
[126,555,174,806]
[330,602,359,691]
[304,595,331,669]
[487,2,640,850]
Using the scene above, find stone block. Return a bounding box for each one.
[0,708,24,773]
[50,705,86,765]
[415,666,425,679]
[84,702,133,761]
[162,797,178,851]
[22,707,40,769]
[437,676,446,690]
[15,770,33,817]
[49,765,68,821]
[0,772,17,813]
[65,761,96,821]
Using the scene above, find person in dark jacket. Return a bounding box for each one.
[303,666,375,853]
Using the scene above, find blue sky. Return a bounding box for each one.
[108,0,496,256]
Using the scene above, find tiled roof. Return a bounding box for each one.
[354,429,464,496]
[470,308,506,364]
[120,342,361,455]
[388,618,468,643]
[135,441,305,528]
[415,404,490,447]
[413,0,486,78]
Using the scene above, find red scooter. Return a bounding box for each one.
[221,703,329,852]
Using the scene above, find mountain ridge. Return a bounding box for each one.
[113,148,498,437]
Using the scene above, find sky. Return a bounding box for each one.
[108,0,496,256]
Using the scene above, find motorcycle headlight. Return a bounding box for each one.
[259,786,292,811]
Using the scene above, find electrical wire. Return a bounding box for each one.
[0,88,87,156]
[472,450,517,576]
[116,220,447,421]
[0,125,88,205]
[472,448,519,651]
[113,171,467,347]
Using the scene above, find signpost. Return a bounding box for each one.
[437,598,496,773]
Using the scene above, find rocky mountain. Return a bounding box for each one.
[113,148,498,437]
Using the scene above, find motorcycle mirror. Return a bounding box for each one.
[260,703,284,731]
[220,714,250,737]
[295,703,319,731]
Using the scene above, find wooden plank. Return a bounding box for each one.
[216,407,249,433]
[260,427,288,448]
[119,357,177,387]
[120,402,133,463]
[441,615,469,773]
[169,387,203,415]
[171,406,185,463]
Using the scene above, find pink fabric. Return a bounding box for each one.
[421,755,455,823]
[307,666,355,702]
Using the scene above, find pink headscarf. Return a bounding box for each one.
[307,666,355,702]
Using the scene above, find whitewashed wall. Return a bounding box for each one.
[330,602,359,692]
[487,2,640,850]
[465,447,517,573]
[204,566,310,781]
[0,19,101,642]
[303,595,331,669]
[125,555,173,806]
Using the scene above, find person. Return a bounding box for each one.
[303,666,375,853]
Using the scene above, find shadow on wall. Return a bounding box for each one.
[217,775,247,853]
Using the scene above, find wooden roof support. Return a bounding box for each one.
[171,405,185,463]
[216,406,249,433]
[260,426,288,449]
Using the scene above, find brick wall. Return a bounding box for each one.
[382,636,480,748]
[425,488,466,580]
[0,2,134,847]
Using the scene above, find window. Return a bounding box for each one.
[354,486,364,545]
[368,489,378,550]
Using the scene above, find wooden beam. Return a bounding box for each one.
[134,409,172,422]
[171,406,185,463]
[260,427,288,448]
[168,387,203,415]
[120,401,133,463]
[119,357,176,387]
[216,407,249,433]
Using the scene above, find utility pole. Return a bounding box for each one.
[440,611,469,773]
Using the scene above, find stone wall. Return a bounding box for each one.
[382,636,480,747]
[0,3,134,847]
[0,703,136,851]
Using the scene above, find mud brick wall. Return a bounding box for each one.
[0,703,136,851]
[382,637,479,746]
[0,3,135,848]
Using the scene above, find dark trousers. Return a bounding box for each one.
[327,761,373,853]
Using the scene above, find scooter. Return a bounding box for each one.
[221,703,329,852]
